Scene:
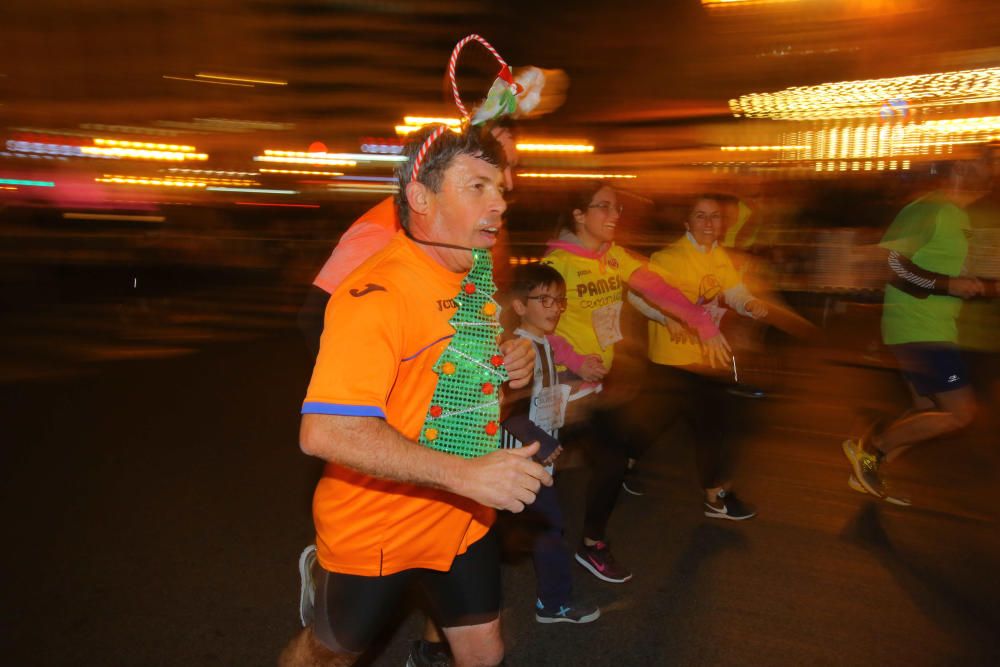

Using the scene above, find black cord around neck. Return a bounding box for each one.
[404,228,475,252]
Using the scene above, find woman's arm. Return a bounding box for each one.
[627,268,718,340]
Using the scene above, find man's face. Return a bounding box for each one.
[686,198,722,246]
[951,158,992,198]
[424,153,507,266]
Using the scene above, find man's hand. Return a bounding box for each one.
[666,316,695,344]
[458,442,553,513]
[578,355,608,382]
[500,337,535,389]
[701,332,732,369]
[948,277,984,299]
[745,299,769,319]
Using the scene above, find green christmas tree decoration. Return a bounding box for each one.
[419,248,509,458]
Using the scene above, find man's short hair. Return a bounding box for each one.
[395,125,507,229]
[510,262,566,303]
[929,154,991,191]
[949,157,992,192]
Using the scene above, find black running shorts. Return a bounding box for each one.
[889,342,969,396]
[313,530,501,653]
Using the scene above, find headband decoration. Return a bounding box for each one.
[408,34,567,182]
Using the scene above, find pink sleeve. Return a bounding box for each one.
[627,267,719,340]
[312,222,396,293]
[546,334,588,374]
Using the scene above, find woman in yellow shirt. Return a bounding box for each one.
[629,194,768,520]
[543,181,731,582]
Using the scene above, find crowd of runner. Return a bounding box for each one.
[278,35,999,667]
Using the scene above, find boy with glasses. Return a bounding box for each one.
[501,262,604,624]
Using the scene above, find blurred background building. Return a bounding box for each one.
[5,0,999,184]
[1,0,999,379]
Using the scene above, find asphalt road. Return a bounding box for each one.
[3,329,998,666]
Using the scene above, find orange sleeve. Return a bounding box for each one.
[303,276,403,417]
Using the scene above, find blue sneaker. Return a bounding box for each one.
[535,599,601,624]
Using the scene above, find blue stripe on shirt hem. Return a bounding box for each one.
[301,402,385,418]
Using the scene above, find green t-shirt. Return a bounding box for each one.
[960,192,1000,351]
[880,193,969,345]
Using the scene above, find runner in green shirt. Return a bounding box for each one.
[843,156,997,504]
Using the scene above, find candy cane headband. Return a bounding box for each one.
[448,34,521,120]
[409,34,519,183]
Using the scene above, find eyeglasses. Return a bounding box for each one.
[588,202,624,215]
[526,295,569,309]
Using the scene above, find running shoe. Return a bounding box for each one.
[622,479,644,496]
[622,457,645,496]
[842,438,885,498]
[535,599,601,624]
[622,466,644,496]
[848,474,911,506]
[405,639,452,667]
[704,489,757,520]
[726,384,767,399]
[298,544,317,627]
[575,540,633,583]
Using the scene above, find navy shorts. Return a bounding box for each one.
[888,343,970,396]
[313,531,500,653]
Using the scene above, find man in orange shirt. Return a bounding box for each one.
[295,121,529,666]
[280,125,552,667]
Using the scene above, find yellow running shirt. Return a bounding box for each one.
[647,234,742,367]
[543,242,645,370]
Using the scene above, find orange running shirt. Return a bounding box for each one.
[312,197,400,294]
[303,231,494,576]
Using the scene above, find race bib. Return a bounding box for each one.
[530,384,571,432]
[591,301,624,349]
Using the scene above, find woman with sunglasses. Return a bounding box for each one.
[542,181,731,583]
